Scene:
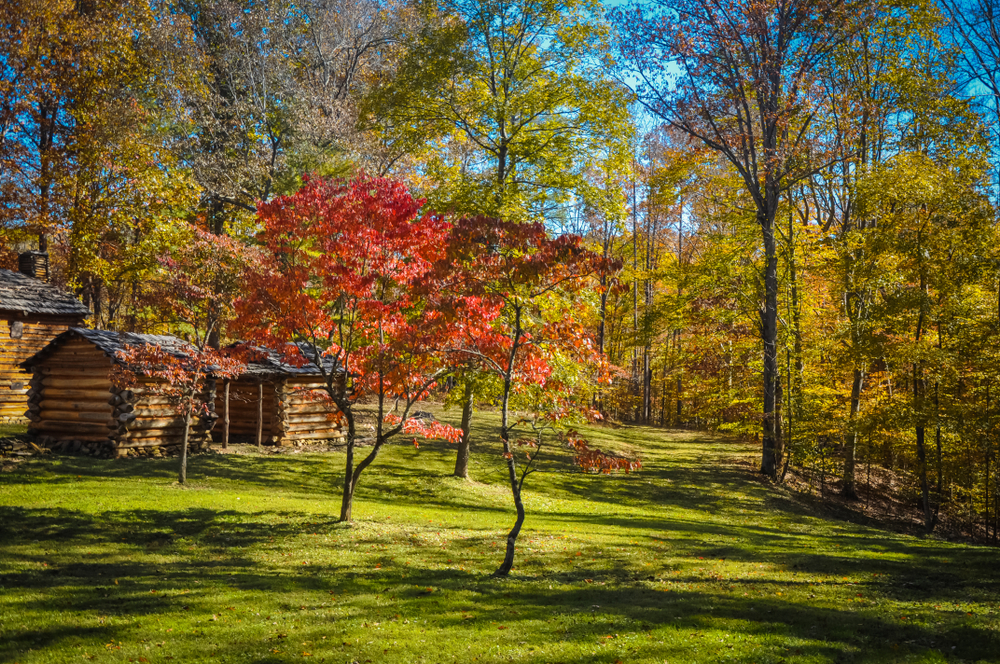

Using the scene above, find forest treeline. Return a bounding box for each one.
[3,0,1000,540]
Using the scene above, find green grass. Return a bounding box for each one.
[1,411,998,664]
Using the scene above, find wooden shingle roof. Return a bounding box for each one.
[21,328,197,368]
[22,328,341,379]
[0,269,90,317]
[237,342,342,378]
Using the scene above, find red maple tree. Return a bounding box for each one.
[427,216,638,576]
[234,173,473,522]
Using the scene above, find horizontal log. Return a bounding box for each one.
[47,347,109,356]
[122,426,189,440]
[42,377,112,389]
[281,402,338,415]
[125,416,187,430]
[117,438,190,449]
[129,395,183,407]
[30,431,112,442]
[38,410,116,425]
[284,423,343,435]
[59,339,106,349]
[280,412,339,425]
[37,364,113,375]
[31,420,115,433]
[38,399,110,412]
[281,429,346,441]
[32,388,115,400]
[133,403,184,416]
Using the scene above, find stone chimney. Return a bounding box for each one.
[18,251,49,282]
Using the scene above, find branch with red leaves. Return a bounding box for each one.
[565,430,642,475]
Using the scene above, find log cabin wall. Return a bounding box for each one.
[27,332,345,454]
[0,314,87,422]
[0,264,91,422]
[25,337,115,444]
[25,329,215,458]
[116,378,211,452]
[275,377,344,446]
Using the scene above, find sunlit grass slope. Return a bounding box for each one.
[1,411,998,664]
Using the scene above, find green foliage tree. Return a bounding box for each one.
[614,0,873,478]
[366,0,632,222]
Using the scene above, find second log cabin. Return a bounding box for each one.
[22,330,345,457]
[22,328,215,457]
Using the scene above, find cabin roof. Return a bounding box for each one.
[234,342,341,378]
[0,270,90,317]
[22,328,340,378]
[21,327,198,368]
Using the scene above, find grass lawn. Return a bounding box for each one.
[1,410,998,664]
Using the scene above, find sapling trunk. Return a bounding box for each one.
[454,381,474,479]
[494,396,522,577]
[179,401,191,485]
[339,414,357,522]
[222,379,230,449]
[341,439,355,522]
[494,327,522,577]
[341,440,385,523]
[494,453,525,577]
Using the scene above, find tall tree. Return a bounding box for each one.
[366,0,632,222]
[942,0,1000,199]
[169,0,406,233]
[0,0,199,302]
[614,0,871,478]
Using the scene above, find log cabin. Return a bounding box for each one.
[215,344,345,448]
[22,328,215,457]
[0,252,90,422]
[22,330,344,457]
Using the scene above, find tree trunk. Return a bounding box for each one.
[339,409,358,522]
[341,434,386,523]
[643,354,652,424]
[179,403,191,485]
[760,214,782,479]
[842,368,864,499]
[494,307,524,577]
[256,381,264,451]
[782,196,804,483]
[222,379,230,449]
[494,376,523,577]
[494,453,525,577]
[454,380,474,479]
[914,364,935,532]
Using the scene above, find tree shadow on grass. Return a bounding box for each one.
[281,563,1000,662]
[2,501,998,663]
